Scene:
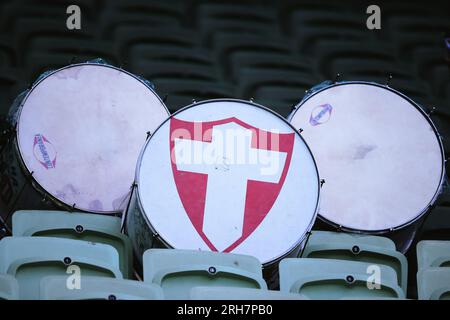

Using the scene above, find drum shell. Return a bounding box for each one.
[0,136,61,228]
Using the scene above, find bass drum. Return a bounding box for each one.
[288,81,445,252]
[0,60,169,233]
[126,99,320,287]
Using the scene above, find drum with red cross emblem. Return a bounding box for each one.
[126,99,320,282]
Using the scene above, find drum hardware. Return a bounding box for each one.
[249,97,254,102]
[428,107,437,116]
[333,73,341,83]
[299,231,313,258]
[108,295,117,300]
[120,182,137,233]
[0,218,10,237]
[386,74,393,86]
[146,131,152,140]
[297,128,303,133]
[320,179,326,187]
[192,99,197,103]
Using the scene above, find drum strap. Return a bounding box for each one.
[0,215,11,236]
[299,231,312,258]
[120,182,137,233]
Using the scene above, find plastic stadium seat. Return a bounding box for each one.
[143,249,267,300]
[40,276,164,300]
[99,0,185,38]
[302,231,408,292]
[0,274,19,300]
[132,60,220,82]
[210,32,294,77]
[279,258,405,299]
[152,79,234,112]
[416,207,450,241]
[12,210,133,279]
[190,287,307,300]
[236,68,318,111]
[417,268,450,300]
[229,51,314,82]
[12,18,93,63]
[0,237,122,299]
[114,26,201,62]
[195,3,279,45]
[417,240,450,270]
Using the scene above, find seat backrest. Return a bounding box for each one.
[12,210,121,235]
[143,249,267,299]
[307,231,396,249]
[0,237,122,299]
[190,286,307,300]
[279,258,404,299]
[12,210,133,278]
[0,274,19,300]
[417,240,450,270]
[417,268,450,300]
[40,276,164,300]
[303,231,407,291]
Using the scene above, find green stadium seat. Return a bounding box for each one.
[417,268,450,300]
[190,287,307,300]
[40,276,164,300]
[279,258,405,299]
[0,274,19,300]
[12,210,133,279]
[302,231,408,292]
[417,240,450,270]
[143,249,267,300]
[0,237,122,299]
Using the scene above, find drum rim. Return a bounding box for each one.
[133,98,321,266]
[13,62,170,214]
[288,80,446,234]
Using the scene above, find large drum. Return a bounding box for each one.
[126,99,320,280]
[288,81,445,251]
[0,61,169,231]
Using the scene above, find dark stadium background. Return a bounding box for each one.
[0,0,449,299]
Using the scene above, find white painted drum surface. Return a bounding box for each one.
[16,64,169,213]
[135,100,320,265]
[289,83,444,232]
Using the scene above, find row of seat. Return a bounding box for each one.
[1,210,449,299]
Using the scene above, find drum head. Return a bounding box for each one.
[16,63,169,213]
[289,82,444,232]
[136,99,319,265]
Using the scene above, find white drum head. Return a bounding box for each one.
[289,82,444,232]
[136,99,319,265]
[17,63,169,213]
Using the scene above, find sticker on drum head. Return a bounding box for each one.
[309,103,332,126]
[33,134,57,169]
[170,117,294,252]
